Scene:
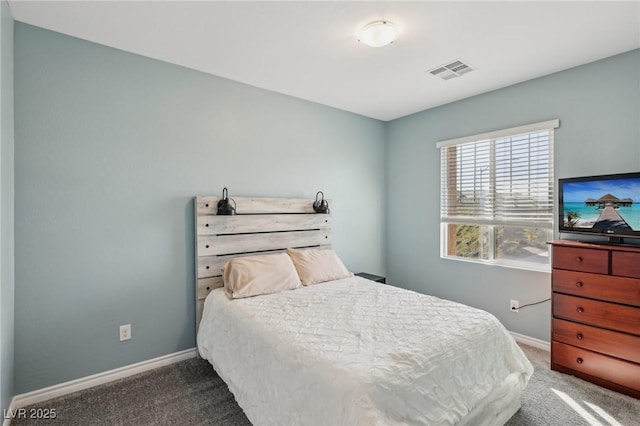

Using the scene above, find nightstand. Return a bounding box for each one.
[355,272,386,284]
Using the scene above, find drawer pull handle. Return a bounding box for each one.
[576,333,583,340]
[576,307,584,313]
[576,281,583,288]
[576,357,584,365]
[575,256,583,263]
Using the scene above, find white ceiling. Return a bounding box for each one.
[8,1,640,121]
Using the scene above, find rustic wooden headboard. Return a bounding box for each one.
[194,196,332,332]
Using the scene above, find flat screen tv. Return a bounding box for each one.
[559,172,640,243]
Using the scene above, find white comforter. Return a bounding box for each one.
[197,276,533,426]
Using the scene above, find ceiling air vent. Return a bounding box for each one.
[428,59,474,80]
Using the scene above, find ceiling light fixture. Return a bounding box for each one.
[358,21,397,48]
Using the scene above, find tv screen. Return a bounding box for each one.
[559,172,640,241]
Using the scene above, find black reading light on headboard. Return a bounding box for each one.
[217,187,236,215]
[313,191,330,214]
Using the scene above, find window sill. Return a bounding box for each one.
[441,255,551,273]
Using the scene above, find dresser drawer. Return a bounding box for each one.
[553,319,640,364]
[612,251,640,279]
[553,293,640,335]
[552,246,609,274]
[552,341,640,392]
[552,269,640,307]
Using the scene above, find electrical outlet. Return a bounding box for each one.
[510,299,520,313]
[119,324,131,341]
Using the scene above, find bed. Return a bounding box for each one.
[194,195,533,425]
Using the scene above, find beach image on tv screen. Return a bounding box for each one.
[562,177,640,232]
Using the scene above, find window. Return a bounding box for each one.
[437,120,558,271]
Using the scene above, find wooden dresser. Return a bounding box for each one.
[549,240,640,398]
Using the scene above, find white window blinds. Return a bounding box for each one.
[438,120,558,228]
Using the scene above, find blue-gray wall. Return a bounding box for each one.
[14,23,386,393]
[386,49,640,342]
[0,0,15,413]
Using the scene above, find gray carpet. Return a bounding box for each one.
[12,344,640,425]
[506,345,640,426]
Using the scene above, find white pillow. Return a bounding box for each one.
[286,247,352,286]
[223,253,302,299]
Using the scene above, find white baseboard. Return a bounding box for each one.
[2,396,17,426]
[9,347,197,412]
[510,331,550,352]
